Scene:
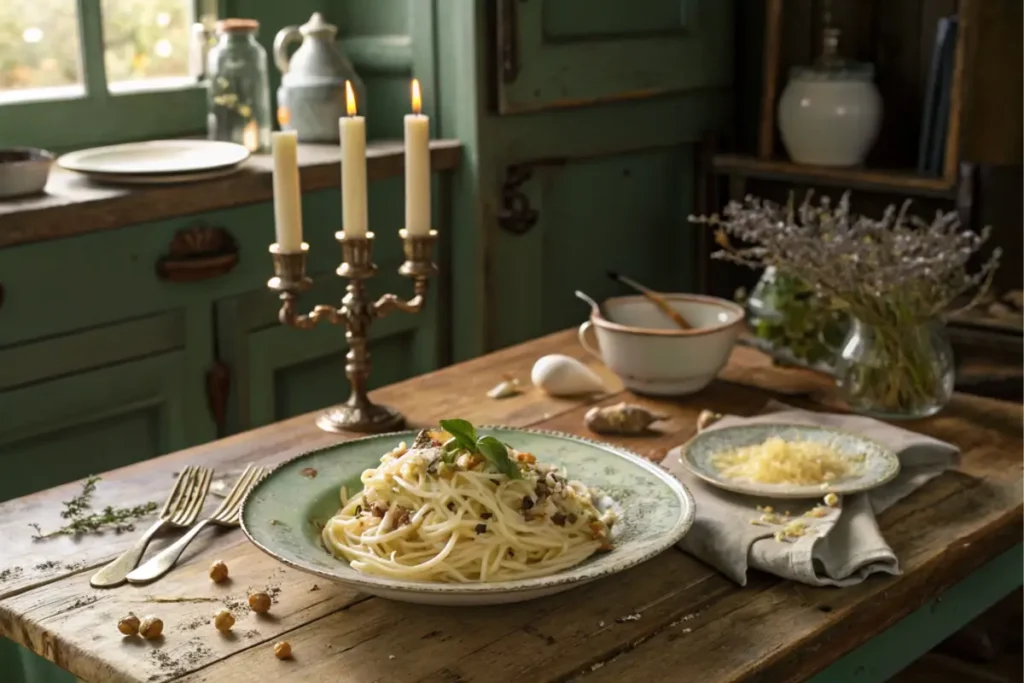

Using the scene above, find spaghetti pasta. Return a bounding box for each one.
[321,426,617,582]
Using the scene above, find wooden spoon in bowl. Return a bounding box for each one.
[606,271,692,330]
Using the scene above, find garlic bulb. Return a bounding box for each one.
[531,354,606,397]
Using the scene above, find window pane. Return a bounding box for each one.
[0,1,84,101]
[102,0,194,87]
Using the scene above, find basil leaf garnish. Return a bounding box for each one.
[476,436,521,480]
[439,419,477,451]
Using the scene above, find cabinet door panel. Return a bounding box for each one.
[497,0,733,113]
[257,327,418,424]
[490,146,696,348]
[0,352,190,502]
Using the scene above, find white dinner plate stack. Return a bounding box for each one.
[57,139,251,185]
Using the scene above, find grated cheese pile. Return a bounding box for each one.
[711,436,857,486]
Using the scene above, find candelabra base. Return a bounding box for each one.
[315,401,405,434]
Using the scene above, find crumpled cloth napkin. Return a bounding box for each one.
[663,401,960,587]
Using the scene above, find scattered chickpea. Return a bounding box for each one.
[117,614,140,636]
[249,592,272,614]
[274,641,292,659]
[139,616,164,639]
[696,410,722,432]
[209,560,229,583]
[214,610,235,632]
[824,492,840,507]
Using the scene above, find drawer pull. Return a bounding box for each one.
[156,224,239,283]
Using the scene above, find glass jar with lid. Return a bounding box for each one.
[206,18,272,153]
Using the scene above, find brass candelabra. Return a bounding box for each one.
[268,230,437,433]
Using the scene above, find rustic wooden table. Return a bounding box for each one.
[0,330,1020,683]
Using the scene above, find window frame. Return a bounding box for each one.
[0,0,220,152]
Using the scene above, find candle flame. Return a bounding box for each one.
[345,80,357,116]
[411,78,422,115]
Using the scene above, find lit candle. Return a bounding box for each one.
[404,79,431,236]
[339,81,368,238]
[271,130,303,252]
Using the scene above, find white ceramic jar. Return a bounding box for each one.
[777,62,882,167]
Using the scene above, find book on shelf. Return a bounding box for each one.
[917,16,959,176]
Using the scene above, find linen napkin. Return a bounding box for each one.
[663,401,960,587]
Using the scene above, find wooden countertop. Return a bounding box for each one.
[0,330,1020,682]
[0,139,462,250]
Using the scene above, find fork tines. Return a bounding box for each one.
[211,464,270,524]
[165,466,214,526]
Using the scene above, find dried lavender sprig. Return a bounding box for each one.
[690,191,1002,323]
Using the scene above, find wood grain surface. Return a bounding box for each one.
[0,330,1020,682]
[0,140,462,250]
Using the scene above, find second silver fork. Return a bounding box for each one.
[125,464,269,585]
[90,465,213,588]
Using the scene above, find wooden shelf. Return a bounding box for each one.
[712,154,958,198]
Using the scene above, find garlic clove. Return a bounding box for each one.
[486,378,521,399]
[530,354,606,397]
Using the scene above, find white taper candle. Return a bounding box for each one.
[339,80,368,238]
[271,130,303,252]
[404,78,431,236]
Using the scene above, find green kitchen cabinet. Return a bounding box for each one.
[0,312,213,503]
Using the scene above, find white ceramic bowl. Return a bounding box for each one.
[578,294,744,396]
[0,148,53,199]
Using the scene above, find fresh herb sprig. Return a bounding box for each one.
[438,419,521,479]
[29,476,158,541]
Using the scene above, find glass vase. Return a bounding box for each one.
[206,19,272,153]
[745,267,849,372]
[834,317,955,419]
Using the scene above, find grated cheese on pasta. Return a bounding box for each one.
[711,437,857,486]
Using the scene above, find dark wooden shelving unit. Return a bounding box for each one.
[711,0,979,205]
[692,0,1023,403]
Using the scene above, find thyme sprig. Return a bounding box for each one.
[30,476,158,541]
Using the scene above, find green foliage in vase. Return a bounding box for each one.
[748,270,848,366]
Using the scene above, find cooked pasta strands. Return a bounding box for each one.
[321,429,617,582]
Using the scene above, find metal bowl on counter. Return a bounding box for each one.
[0,147,54,199]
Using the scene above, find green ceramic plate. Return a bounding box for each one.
[241,427,695,606]
[680,423,901,499]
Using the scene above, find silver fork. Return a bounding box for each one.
[125,464,269,585]
[90,465,213,588]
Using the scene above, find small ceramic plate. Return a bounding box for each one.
[680,423,900,499]
[241,427,695,606]
[58,140,250,176]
